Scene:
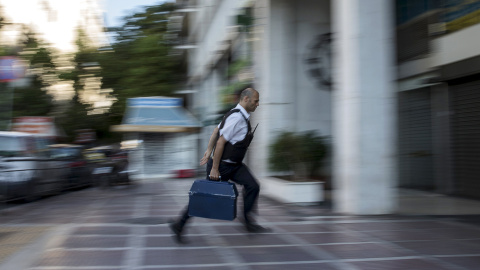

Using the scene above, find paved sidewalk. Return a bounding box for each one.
[1,178,480,269]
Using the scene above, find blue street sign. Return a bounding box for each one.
[0,57,24,82]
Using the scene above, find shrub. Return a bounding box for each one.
[269,130,327,181]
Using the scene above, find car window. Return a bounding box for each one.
[25,137,37,156]
[0,136,29,157]
[51,147,81,159]
[34,137,53,158]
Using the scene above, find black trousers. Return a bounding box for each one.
[176,158,260,228]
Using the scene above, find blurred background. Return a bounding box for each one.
[0,0,479,215]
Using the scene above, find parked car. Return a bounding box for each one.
[49,144,93,190]
[84,146,132,187]
[0,131,69,202]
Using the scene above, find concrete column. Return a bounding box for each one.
[332,0,397,214]
[250,0,297,178]
[431,83,454,194]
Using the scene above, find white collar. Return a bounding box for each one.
[235,104,250,119]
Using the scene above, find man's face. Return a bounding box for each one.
[246,91,260,112]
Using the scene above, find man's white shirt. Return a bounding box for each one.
[218,104,250,145]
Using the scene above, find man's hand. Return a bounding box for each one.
[209,135,226,181]
[209,168,221,181]
[200,127,219,166]
[199,151,210,166]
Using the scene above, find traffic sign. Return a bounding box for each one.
[0,56,25,82]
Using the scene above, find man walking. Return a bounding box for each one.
[169,88,270,243]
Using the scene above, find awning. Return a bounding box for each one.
[110,97,201,133]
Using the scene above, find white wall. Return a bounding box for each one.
[189,0,244,79]
[294,0,332,135]
[190,0,253,164]
[398,21,480,80]
[196,69,223,161]
[132,133,198,179]
[171,133,198,170]
[266,0,296,134]
[126,133,144,179]
[250,0,332,177]
[333,0,397,214]
[190,0,332,178]
[248,0,270,176]
[431,24,480,67]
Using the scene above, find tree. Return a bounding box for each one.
[269,131,328,180]
[12,75,54,117]
[56,2,187,143]
[98,2,186,125]
[57,28,112,142]
[12,30,56,118]
[0,26,56,130]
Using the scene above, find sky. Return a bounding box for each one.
[0,0,108,52]
[102,0,168,27]
[0,0,170,52]
[0,0,170,103]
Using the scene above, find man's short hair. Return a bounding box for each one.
[240,88,257,100]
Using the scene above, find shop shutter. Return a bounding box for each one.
[450,81,480,198]
[398,88,434,189]
[143,133,166,175]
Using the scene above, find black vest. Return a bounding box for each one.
[218,109,254,163]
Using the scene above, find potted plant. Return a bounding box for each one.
[262,131,328,204]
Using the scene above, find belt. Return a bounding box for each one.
[208,158,239,166]
[221,161,239,166]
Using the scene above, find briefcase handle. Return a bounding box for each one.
[208,175,227,182]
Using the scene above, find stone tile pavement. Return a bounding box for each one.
[1,178,480,269]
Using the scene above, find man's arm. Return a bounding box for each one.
[209,136,227,180]
[199,126,219,166]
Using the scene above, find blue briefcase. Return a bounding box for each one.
[188,179,238,221]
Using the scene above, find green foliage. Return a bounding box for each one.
[219,81,249,111]
[58,93,88,133]
[227,58,250,78]
[58,1,183,141]
[0,84,13,130]
[55,29,99,140]
[12,75,54,117]
[237,7,254,32]
[269,131,328,180]
[8,31,56,124]
[0,2,185,142]
[97,2,185,127]
[0,17,56,130]
[269,131,301,173]
[57,93,120,143]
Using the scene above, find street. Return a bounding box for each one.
[1,178,480,269]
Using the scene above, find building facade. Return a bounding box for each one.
[174,0,335,176]
[397,0,480,200]
[173,0,480,214]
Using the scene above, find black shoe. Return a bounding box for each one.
[169,221,187,244]
[245,223,272,233]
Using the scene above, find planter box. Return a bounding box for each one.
[261,176,324,204]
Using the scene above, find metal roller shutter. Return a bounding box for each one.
[398,88,434,189]
[450,81,480,199]
[143,133,176,176]
[143,133,166,175]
